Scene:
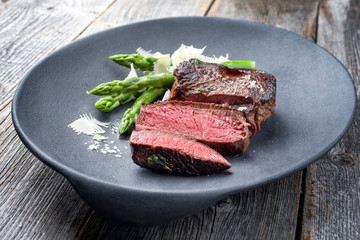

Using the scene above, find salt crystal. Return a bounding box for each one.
[88,144,99,151]
[238,106,247,111]
[248,81,257,88]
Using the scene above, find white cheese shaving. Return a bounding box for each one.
[137,44,229,73]
[69,115,126,157]
[93,134,108,141]
[125,63,138,79]
[136,47,164,58]
[170,44,206,71]
[153,54,171,74]
[237,106,248,111]
[153,52,164,58]
[68,114,109,136]
[198,54,229,64]
[88,143,99,150]
[136,47,154,57]
[161,89,171,101]
[169,44,229,71]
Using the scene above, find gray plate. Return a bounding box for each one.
[12,17,357,225]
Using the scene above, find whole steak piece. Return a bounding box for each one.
[130,130,231,175]
[169,59,276,135]
[136,101,251,155]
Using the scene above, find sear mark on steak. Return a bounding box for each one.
[130,130,231,176]
[136,101,251,155]
[169,59,276,135]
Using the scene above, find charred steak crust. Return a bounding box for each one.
[130,130,231,176]
[170,59,276,106]
[235,97,276,135]
[169,59,276,135]
[136,101,251,155]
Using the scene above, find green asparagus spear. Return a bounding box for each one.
[220,60,256,70]
[109,53,256,70]
[109,54,158,71]
[88,73,174,96]
[94,89,138,112]
[119,87,166,134]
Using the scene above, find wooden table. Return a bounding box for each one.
[1,0,359,239]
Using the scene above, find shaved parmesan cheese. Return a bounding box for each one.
[161,89,171,101]
[170,44,206,70]
[154,54,171,74]
[136,47,154,57]
[93,134,108,141]
[88,143,99,150]
[170,44,229,71]
[126,63,138,79]
[69,115,127,157]
[68,114,109,136]
[198,53,229,64]
[153,52,164,58]
[136,47,165,58]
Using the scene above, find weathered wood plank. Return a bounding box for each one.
[0,0,114,239]
[0,0,112,110]
[301,0,360,239]
[75,1,319,239]
[208,0,319,41]
[81,0,213,36]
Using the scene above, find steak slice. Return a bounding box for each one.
[136,101,251,155]
[169,59,276,135]
[130,130,231,175]
[236,97,276,135]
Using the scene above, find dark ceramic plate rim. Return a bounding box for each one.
[12,17,357,196]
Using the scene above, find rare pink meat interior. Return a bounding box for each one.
[136,101,251,155]
[130,130,231,175]
[130,59,276,175]
[169,59,276,135]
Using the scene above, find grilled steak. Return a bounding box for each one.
[130,130,231,175]
[169,59,276,134]
[136,101,251,155]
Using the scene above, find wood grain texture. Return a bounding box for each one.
[3,0,358,239]
[81,0,213,36]
[208,0,319,41]
[0,0,113,110]
[0,0,113,239]
[301,0,360,239]
[74,1,319,239]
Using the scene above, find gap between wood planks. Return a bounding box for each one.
[295,168,307,240]
[204,0,216,16]
[72,0,117,42]
[295,4,321,239]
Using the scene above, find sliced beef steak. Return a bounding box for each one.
[130,130,231,175]
[136,101,251,155]
[238,97,276,135]
[169,59,276,135]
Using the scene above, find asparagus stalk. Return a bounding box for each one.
[109,54,158,71]
[109,53,256,70]
[119,87,166,134]
[94,89,138,112]
[220,60,256,70]
[88,73,174,96]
